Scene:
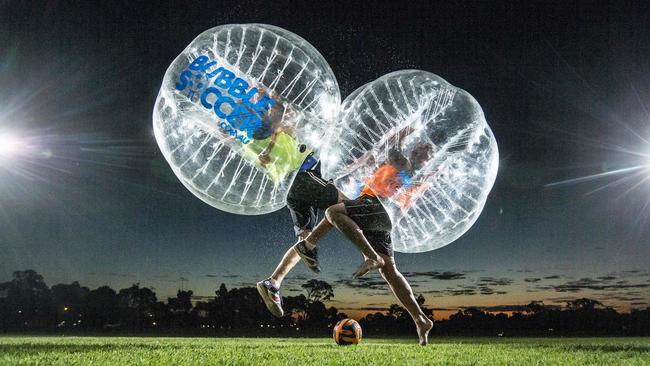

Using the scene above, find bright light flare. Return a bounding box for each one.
[0,133,21,158]
[545,124,650,229]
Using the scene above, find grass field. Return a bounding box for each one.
[0,336,649,365]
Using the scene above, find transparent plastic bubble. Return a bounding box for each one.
[322,70,498,253]
[153,24,340,215]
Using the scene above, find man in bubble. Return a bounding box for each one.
[244,89,309,181]
[256,151,344,316]
[257,130,435,346]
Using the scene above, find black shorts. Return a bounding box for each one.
[344,195,393,257]
[286,170,339,235]
[288,171,339,210]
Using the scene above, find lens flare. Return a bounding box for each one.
[0,133,21,158]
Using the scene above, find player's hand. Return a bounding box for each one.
[258,151,271,167]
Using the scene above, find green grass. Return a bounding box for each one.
[0,336,649,365]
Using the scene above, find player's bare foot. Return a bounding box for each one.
[416,316,434,346]
[353,257,385,278]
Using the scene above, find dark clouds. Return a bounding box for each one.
[478,277,514,286]
[402,271,467,280]
[173,269,649,312]
[334,273,518,298]
[354,270,650,308]
[423,283,510,297]
[330,269,649,316]
[424,287,477,297]
[630,302,648,306]
[335,278,387,291]
[105,272,134,278]
[479,287,508,296]
[552,277,650,293]
[338,306,389,312]
[520,271,650,309]
[597,276,617,281]
[470,304,529,312]
[189,268,649,315]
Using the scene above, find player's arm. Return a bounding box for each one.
[388,146,411,171]
[340,126,418,175]
[258,100,296,166]
[258,130,279,166]
[258,121,297,166]
[396,170,437,211]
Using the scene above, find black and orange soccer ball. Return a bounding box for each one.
[333,318,362,345]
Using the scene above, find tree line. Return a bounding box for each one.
[1,270,648,336]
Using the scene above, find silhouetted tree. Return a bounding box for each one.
[86,286,119,328]
[216,283,228,298]
[168,290,193,314]
[0,270,53,329]
[117,284,158,330]
[301,279,333,303]
[168,290,196,329]
[525,300,547,314]
[283,294,309,322]
[50,282,90,329]
[567,298,604,311]
[2,270,649,336]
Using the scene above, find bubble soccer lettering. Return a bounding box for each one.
[175,55,276,145]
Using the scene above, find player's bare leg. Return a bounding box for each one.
[294,192,349,272]
[270,245,302,286]
[259,231,310,317]
[302,191,349,249]
[324,203,384,277]
[378,254,433,345]
[302,218,334,249]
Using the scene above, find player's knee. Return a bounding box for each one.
[325,204,344,222]
[379,258,397,277]
[324,206,335,222]
[378,266,389,277]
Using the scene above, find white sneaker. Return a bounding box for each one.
[256,278,284,317]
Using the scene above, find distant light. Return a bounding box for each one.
[0,133,21,158]
[63,307,69,312]
[41,149,53,159]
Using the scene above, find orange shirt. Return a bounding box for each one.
[360,163,401,198]
[361,163,427,211]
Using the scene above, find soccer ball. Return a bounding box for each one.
[333,318,362,345]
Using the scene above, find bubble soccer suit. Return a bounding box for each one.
[321,70,498,253]
[153,24,341,215]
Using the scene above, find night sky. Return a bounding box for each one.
[1,1,649,318]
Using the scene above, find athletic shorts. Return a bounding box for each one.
[286,170,339,235]
[344,195,393,257]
